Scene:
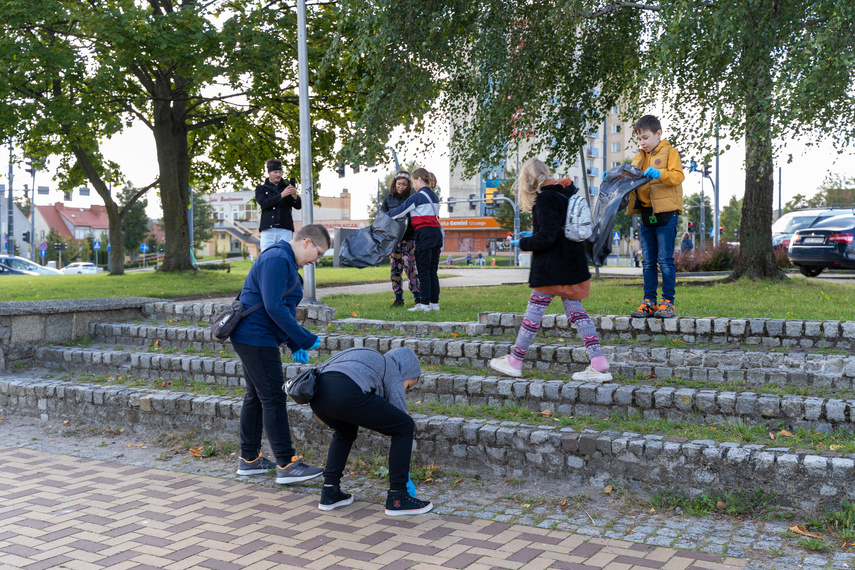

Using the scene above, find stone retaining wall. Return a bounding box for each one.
[33,346,855,434]
[1,376,852,513]
[141,300,336,327]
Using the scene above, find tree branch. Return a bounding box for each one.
[586,2,659,18]
[119,179,160,216]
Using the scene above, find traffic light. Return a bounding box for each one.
[688,221,694,232]
[703,164,711,177]
[22,231,30,243]
[719,225,723,236]
[468,194,477,210]
[485,189,496,206]
[446,198,454,213]
[335,162,345,178]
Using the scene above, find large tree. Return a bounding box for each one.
[329,1,855,281]
[1,0,353,272]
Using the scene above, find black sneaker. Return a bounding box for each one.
[390,298,405,307]
[318,485,354,511]
[275,456,323,484]
[384,489,433,516]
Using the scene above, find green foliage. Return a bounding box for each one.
[493,171,531,232]
[192,190,215,247]
[119,184,150,257]
[649,489,779,517]
[719,196,743,240]
[784,174,855,213]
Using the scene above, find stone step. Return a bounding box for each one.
[32,346,855,434]
[87,321,855,390]
[1,374,852,513]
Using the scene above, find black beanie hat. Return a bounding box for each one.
[267,159,283,172]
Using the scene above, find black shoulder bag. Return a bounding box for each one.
[211,280,298,342]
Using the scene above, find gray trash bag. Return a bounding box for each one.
[586,165,651,266]
[339,212,407,268]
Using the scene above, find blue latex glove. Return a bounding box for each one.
[508,239,520,247]
[292,349,309,364]
[310,337,322,350]
[519,231,532,238]
[602,171,606,181]
[644,167,661,179]
[406,473,417,498]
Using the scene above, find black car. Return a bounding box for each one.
[788,214,855,277]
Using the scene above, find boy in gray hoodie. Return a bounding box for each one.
[309,347,433,516]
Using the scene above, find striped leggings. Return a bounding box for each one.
[511,292,603,362]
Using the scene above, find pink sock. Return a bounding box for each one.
[591,356,609,373]
[508,355,523,370]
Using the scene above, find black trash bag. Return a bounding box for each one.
[585,165,651,267]
[339,212,407,268]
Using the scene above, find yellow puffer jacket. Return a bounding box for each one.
[625,139,685,215]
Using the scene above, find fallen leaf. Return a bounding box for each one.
[135,444,144,447]
[424,477,433,483]
[539,409,553,417]
[153,340,159,347]
[716,501,726,511]
[842,542,849,550]
[788,525,822,540]
[63,420,70,426]
[649,507,656,514]
[189,446,203,457]
[603,485,614,494]
[830,444,843,451]
[560,500,568,511]
[451,333,459,338]
[779,429,794,437]
[769,432,776,440]
[350,312,358,317]
[454,478,463,484]
[646,373,657,379]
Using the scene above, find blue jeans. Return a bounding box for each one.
[260,228,293,252]
[639,213,679,303]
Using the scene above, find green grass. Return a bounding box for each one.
[324,276,855,321]
[649,488,783,518]
[0,264,413,302]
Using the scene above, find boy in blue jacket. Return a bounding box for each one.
[231,223,330,484]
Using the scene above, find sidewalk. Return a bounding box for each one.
[0,444,748,570]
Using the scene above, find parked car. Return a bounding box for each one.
[61,262,99,275]
[0,263,39,276]
[0,255,63,275]
[773,208,855,249]
[788,214,855,277]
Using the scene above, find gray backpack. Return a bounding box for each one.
[564,192,593,241]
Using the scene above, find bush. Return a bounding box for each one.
[674,243,739,272]
[774,245,792,269]
[198,263,231,273]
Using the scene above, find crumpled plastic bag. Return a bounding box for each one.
[339,212,407,268]
[586,165,650,266]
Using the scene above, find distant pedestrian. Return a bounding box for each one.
[257,159,302,252]
[681,232,693,253]
[476,253,485,266]
[633,250,640,268]
[381,171,420,308]
[489,158,611,382]
[309,347,433,516]
[388,168,443,312]
[466,253,472,265]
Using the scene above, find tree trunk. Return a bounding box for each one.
[152,90,193,272]
[68,142,126,275]
[731,53,784,281]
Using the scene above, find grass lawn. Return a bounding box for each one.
[0,264,402,302]
[324,276,855,321]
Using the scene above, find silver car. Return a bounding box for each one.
[0,255,63,275]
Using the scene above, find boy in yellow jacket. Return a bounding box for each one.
[625,115,684,318]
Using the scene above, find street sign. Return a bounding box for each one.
[140,243,149,253]
[93,241,101,250]
[39,249,46,258]
[613,231,621,241]
[39,242,48,251]
[710,228,715,238]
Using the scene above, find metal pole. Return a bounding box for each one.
[387,146,401,171]
[296,0,318,302]
[714,135,720,247]
[188,189,194,257]
[700,172,705,253]
[30,166,36,261]
[7,146,14,257]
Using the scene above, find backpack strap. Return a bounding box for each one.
[237,278,300,318]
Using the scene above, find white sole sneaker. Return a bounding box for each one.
[429,304,440,311]
[489,355,522,378]
[408,305,430,312]
[571,366,613,383]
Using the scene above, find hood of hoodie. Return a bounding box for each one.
[384,347,422,382]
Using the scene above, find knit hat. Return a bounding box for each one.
[267,159,283,172]
[385,347,422,382]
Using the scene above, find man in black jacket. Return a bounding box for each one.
[257,159,302,251]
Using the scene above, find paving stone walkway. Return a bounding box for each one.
[0,445,751,570]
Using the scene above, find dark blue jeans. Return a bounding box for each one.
[232,341,295,466]
[310,371,415,490]
[639,213,679,303]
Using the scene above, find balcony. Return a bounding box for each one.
[585,146,599,158]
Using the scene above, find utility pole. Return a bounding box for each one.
[7,146,14,257]
[699,169,706,253]
[296,0,318,302]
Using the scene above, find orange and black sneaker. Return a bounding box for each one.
[654,299,676,319]
[630,298,657,318]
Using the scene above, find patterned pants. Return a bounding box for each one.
[511,292,604,362]
[390,240,419,298]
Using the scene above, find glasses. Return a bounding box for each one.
[310,240,324,258]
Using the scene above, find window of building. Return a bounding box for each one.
[611,142,621,153]
[573,176,579,186]
[79,187,90,196]
[611,105,620,115]
[611,161,621,169]
[234,203,256,222]
[610,124,621,134]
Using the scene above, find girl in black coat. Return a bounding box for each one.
[489,158,612,382]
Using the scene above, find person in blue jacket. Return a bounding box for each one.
[231,223,330,485]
